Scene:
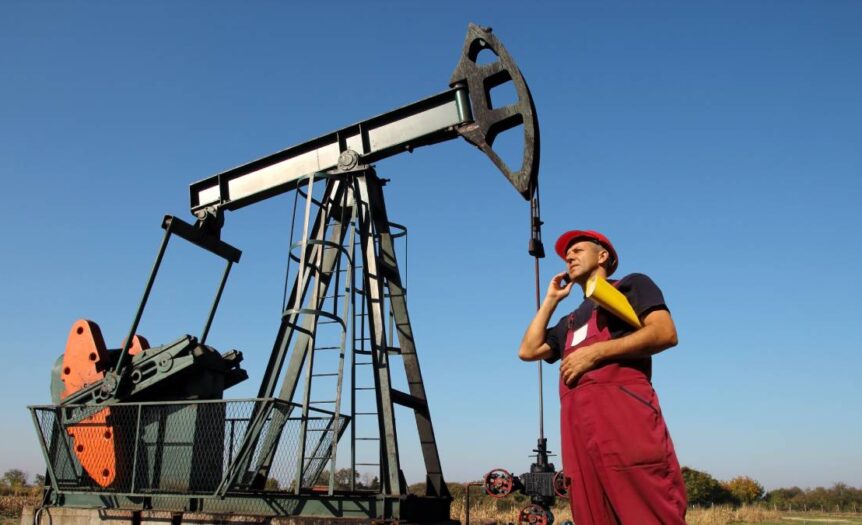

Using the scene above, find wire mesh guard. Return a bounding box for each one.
[30,399,348,496]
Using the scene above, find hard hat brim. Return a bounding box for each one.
[554,230,619,276]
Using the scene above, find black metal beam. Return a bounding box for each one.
[189,89,469,214]
[162,215,242,263]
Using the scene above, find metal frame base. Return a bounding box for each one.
[24,492,457,524]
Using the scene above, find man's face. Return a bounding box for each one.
[565,240,606,281]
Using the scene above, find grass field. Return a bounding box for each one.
[0,494,40,525]
[456,500,862,524]
[685,505,862,525]
[4,493,862,524]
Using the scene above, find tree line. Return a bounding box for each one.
[4,466,862,512]
[0,470,43,496]
[683,466,862,511]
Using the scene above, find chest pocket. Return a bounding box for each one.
[568,322,589,348]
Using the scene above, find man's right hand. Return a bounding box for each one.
[519,272,572,361]
[546,272,575,303]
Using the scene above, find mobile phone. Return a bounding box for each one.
[560,274,571,286]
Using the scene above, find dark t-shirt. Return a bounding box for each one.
[544,273,668,364]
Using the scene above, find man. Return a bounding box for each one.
[519,230,686,524]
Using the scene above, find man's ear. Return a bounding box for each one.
[597,248,610,266]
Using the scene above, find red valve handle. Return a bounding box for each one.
[518,504,551,525]
[483,468,514,499]
[553,470,570,499]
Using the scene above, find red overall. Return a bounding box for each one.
[560,307,686,524]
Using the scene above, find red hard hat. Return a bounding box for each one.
[554,230,619,276]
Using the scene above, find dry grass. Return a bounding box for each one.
[4,493,858,525]
[686,504,784,525]
[451,500,788,524]
[449,493,572,523]
[0,493,42,523]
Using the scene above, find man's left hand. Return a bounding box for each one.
[560,343,604,387]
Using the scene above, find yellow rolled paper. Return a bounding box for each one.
[584,274,642,328]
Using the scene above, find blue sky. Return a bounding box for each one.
[1,1,860,491]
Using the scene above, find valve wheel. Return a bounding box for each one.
[518,504,551,525]
[483,468,514,499]
[553,471,570,498]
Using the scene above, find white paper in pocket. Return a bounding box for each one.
[569,322,588,347]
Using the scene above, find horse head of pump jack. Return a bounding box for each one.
[450,24,540,200]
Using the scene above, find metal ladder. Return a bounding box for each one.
[291,176,358,494]
[239,169,449,500]
[349,171,449,498]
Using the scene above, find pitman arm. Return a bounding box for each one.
[189,24,540,219]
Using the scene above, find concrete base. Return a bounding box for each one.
[21,507,460,525]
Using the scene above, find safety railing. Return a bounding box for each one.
[29,398,349,497]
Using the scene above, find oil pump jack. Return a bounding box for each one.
[29,24,547,524]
